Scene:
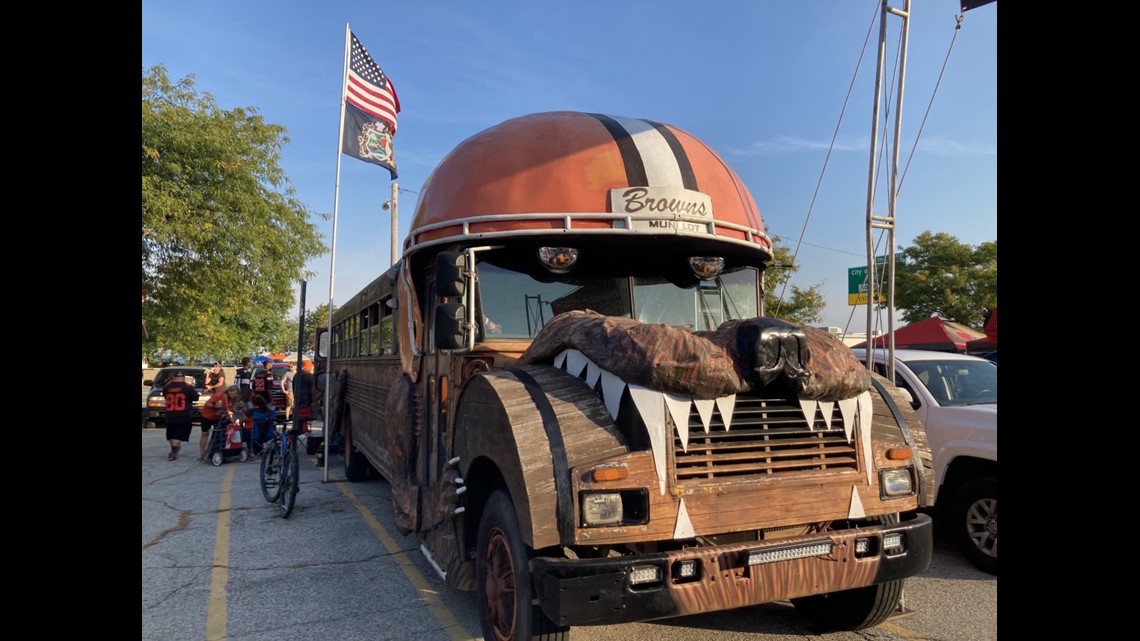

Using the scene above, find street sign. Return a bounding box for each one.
[847,266,882,305]
[846,253,900,306]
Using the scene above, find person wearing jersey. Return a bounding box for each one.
[162,372,199,461]
[234,357,254,402]
[251,366,273,408]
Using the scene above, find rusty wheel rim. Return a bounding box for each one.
[482,526,517,641]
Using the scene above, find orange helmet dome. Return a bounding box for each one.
[407,111,772,260]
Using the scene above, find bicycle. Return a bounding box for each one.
[259,421,302,518]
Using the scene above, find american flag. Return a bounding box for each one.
[346,32,400,133]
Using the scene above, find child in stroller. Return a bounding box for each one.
[201,386,248,465]
[206,412,249,465]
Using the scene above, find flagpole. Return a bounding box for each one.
[323,23,352,483]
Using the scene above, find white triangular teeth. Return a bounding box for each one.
[715,395,736,431]
[664,393,691,453]
[838,397,858,443]
[819,401,835,429]
[629,384,668,495]
[848,485,866,518]
[798,398,818,431]
[555,349,885,508]
[585,361,601,388]
[694,399,714,433]
[599,369,625,420]
[673,498,696,539]
[565,349,589,378]
[859,391,873,485]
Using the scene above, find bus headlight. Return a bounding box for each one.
[581,492,622,526]
[880,468,914,498]
[538,247,579,274]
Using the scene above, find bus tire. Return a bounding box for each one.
[791,578,902,632]
[476,489,568,641]
[343,410,369,482]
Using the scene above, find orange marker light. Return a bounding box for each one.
[885,447,913,461]
[590,466,629,482]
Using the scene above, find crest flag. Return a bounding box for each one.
[343,102,397,178]
[342,31,400,179]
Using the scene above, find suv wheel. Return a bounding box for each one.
[951,477,997,575]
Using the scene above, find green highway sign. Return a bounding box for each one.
[847,254,900,305]
[847,266,881,305]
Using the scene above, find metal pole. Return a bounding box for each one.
[293,281,306,435]
[863,1,887,372]
[324,23,352,483]
[885,0,911,383]
[390,181,399,266]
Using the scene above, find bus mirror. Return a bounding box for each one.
[316,328,329,358]
[437,251,466,297]
[436,302,466,349]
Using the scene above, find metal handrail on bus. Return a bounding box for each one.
[402,211,772,259]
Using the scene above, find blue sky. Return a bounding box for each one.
[142,0,997,333]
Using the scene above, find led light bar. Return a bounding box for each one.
[629,565,661,585]
[748,542,833,566]
[678,560,697,578]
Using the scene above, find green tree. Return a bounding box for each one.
[142,65,327,360]
[893,231,996,328]
[765,236,826,325]
[254,303,332,355]
[302,304,331,352]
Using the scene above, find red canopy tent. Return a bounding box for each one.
[965,307,997,353]
[855,316,987,353]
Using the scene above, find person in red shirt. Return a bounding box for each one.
[198,385,230,462]
[162,372,200,461]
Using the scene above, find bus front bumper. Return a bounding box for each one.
[530,512,932,626]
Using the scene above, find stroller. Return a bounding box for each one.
[205,415,249,466]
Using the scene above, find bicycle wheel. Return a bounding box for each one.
[280,441,300,518]
[260,439,281,503]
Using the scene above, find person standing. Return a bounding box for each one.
[293,361,317,420]
[234,357,254,402]
[204,362,227,395]
[251,365,273,409]
[282,363,296,421]
[162,371,199,461]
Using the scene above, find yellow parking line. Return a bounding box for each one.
[206,464,236,641]
[337,481,471,641]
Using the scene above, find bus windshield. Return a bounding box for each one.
[476,261,759,339]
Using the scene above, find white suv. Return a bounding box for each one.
[851,348,997,575]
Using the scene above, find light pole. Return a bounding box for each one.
[382,182,398,266]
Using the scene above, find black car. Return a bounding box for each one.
[143,367,209,429]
